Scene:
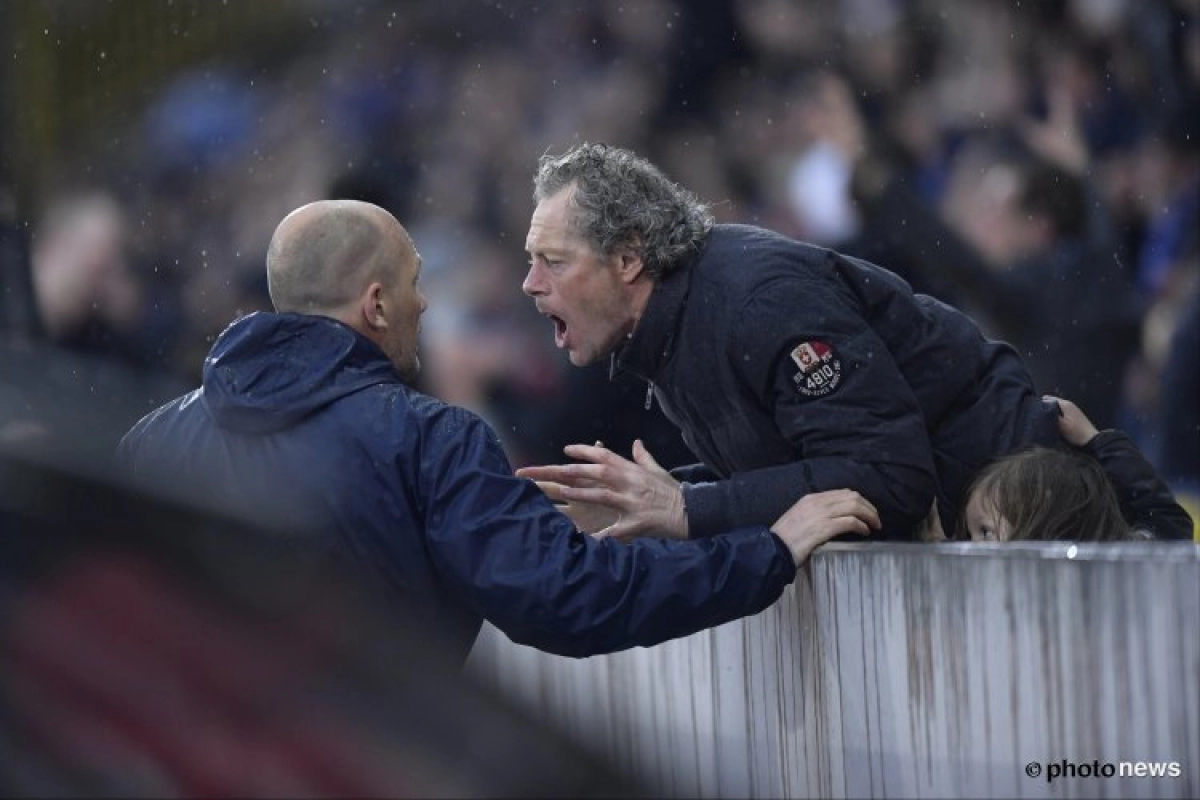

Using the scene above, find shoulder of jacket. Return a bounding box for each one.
[128,388,205,436]
[394,386,498,440]
[695,229,830,300]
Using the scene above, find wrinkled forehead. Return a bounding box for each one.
[526,188,584,252]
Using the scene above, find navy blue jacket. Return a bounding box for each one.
[117,312,797,662]
[617,225,1063,539]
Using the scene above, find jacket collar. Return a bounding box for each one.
[615,245,700,381]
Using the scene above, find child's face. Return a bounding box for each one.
[965,491,1012,542]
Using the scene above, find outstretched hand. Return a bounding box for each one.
[516,439,688,541]
[531,480,621,534]
[1017,83,1088,175]
[770,489,881,566]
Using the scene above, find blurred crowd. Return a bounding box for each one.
[4,0,1198,495]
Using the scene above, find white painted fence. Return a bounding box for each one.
[466,542,1199,799]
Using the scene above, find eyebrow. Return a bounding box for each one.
[527,244,567,257]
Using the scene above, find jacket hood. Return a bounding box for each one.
[202,312,398,433]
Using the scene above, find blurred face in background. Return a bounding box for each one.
[522,186,641,367]
[940,149,1030,267]
[31,192,141,339]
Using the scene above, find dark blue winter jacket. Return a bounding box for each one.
[617,225,1065,539]
[117,312,797,662]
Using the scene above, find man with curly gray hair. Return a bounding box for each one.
[519,142,1066,543]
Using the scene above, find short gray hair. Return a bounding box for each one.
[533,143,713,279]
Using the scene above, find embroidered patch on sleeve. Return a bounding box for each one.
[789,340,842,397]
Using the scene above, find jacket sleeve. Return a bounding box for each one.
[1084,430,1195,540]
[670,462,721,483]
[682,272,937,540]
[418,407,798,657]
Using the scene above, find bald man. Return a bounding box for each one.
[117,200,878,662]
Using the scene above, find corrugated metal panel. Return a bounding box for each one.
[467,542,1200,799]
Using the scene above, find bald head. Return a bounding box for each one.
[267,199,408,315]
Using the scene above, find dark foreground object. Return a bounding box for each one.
[0,445,641,798]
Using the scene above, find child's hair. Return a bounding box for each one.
[960,446,1131,542]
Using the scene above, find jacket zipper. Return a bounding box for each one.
[610,351,655,411]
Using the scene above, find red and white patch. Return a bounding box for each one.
[789,340,842,397]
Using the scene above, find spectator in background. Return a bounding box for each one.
[31,192,152,366]
[806,71,1142,429]
[960,397,1193,543]
[1134,95,1200,300]
[1157,286,1200,519]
[117,199,881,664]
[1122,97,1200,458]
[2,190,187,461]
[16,0,1197,495]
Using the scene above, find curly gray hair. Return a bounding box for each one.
[533,143,713,279]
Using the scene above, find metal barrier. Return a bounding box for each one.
[467,542,1200,799]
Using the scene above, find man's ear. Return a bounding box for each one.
[617,248,646,284]
[360,282,388,331]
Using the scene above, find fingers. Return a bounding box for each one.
[826,514,871,538]
[522,442,655,480]
[551,484,622,508]
[562,442,627,465]
[515,465,553,480]
[516,441,622,480]
[631,439,667,475]
[794,514,870,555]
[516,462,611,488]
[1042,394,1066,417]
[527,443,665,492]
[773,489,881,534]
[814,488,881,530]
[515,464,573,484]
[771,491,882,566]
[533,480,569,503]
[590,522,621,541]
[1043,395,1097,446]
[1045,395,1081,418]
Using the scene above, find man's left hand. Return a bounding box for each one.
[516,439,688,541]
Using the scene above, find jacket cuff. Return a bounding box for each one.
[1082,428,1124,454]
[682,481,733,539]
[671,462,720,483]
[766,527,799,572]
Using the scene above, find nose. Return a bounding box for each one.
[522,261,546,297]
